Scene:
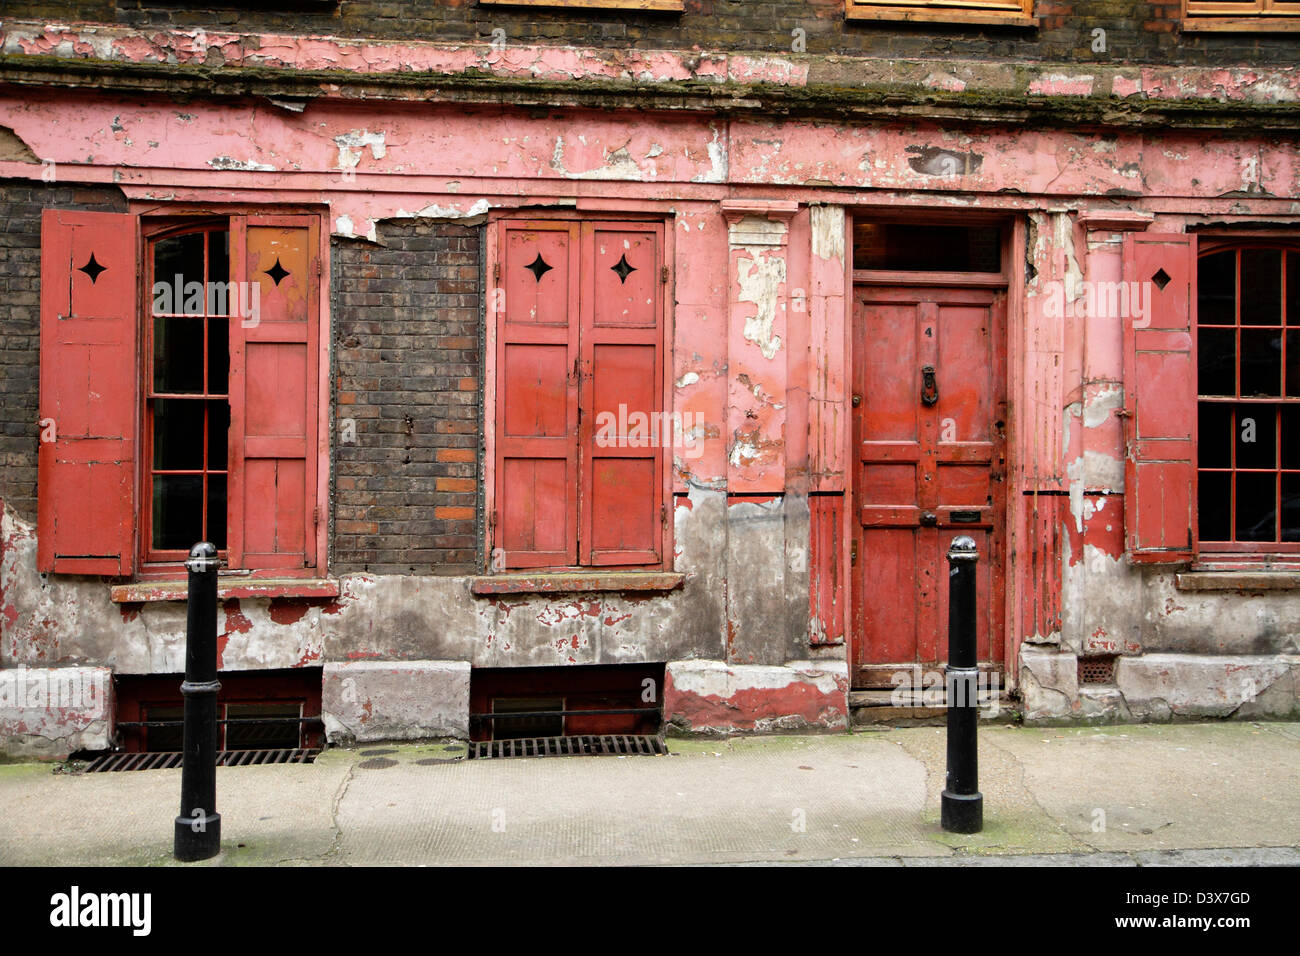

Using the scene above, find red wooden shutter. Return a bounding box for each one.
[496,222,580,568]
[37,210,138,575]
[579,223,664,566]
[1122,233,1197,563]
[227,216,320,570]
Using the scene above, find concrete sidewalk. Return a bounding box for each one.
[1,722,1298,866]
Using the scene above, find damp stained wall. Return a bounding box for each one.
[0,21,1298,705]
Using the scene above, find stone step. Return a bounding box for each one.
[849,688,1018,727]
[849,688,1005,707]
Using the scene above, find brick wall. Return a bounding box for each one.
[15,0,1278,67]
[330,221,483,575]
[0,180,128,524]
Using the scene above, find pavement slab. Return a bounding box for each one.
[336,734,939,865]
[0,721,1295,866]
[0,755,350,866]
[985,722,1300,854]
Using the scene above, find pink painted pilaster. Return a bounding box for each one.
[722,199,798,494]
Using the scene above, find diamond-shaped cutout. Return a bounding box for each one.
[1151,267,1171,291]
[264,258,290,286]
[611,254,637,284]
[525,253,552,282]
[78,253,107,284]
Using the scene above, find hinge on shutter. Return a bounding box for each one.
[493,262,500,282]
[312,506,320,528]
[312,258,321,279]
[661,266,669,284]
[661,503,667,526]
[851,541,858,566]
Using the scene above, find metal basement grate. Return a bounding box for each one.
[1078,656,1118,685]
[83,749,319,772]
[468,734,667,760]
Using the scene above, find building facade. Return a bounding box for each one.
[1,0,1298,756]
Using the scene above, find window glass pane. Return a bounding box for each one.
[208,318,229,393]
[153,316,205,393]
[1235,403,1276,469]
[1197,250,1236,326]
[144,705,184,752]
[1198,327,1236,396]
[1286,329,1300,398]
[225,702,302,750]
[1287,251,1299,326]
[1283,406,1300,470]
[152,233,204,314]
[1283,473,1300,543]
[1198,470,1231,541]
[208,401,229,471]
[1240,329,1282,397]
[1197,403,1233,469]
[1235,472,1276,542]
[207,474,228,552]
[491,697,565,739]
[208,230,229,286]
[1241,249,1282,326]
[152,399,205,470]
[152,475,203,551]
[853,222,1002,272]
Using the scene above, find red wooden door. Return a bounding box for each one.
[851,285,1007,684]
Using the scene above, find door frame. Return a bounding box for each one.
[843,210,1023,689]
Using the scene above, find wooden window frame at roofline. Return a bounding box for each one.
[1184,0,1300,31]
[845,0,1036,27]
[477,0,684,10]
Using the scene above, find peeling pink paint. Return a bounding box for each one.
[664,665,848,733]
[1029,74,1096,97]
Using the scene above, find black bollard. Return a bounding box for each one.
[941,535,983,834]
[174,542,223,861]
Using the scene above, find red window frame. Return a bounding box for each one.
[487,216,673,573]
[137,213,325,578]
[37,208,327,581]
[142,221,232,564]
[1195,240,1300,558]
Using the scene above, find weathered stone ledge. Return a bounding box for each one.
[469,571,685,596]
[1176,571,1300,591]
[110,577,341,603]
[2,20,1299,130]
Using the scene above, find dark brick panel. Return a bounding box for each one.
[330,221,483,575]
[0,180,128,524]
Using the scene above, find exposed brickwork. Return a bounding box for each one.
[0,179,128,524]
[330,221,482,575]
[63,0,1297,67]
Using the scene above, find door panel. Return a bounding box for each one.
[496,222,581,568]
[852,286,1006,684]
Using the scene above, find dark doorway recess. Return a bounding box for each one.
[111,667,324,753]
[469,662,665,743]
